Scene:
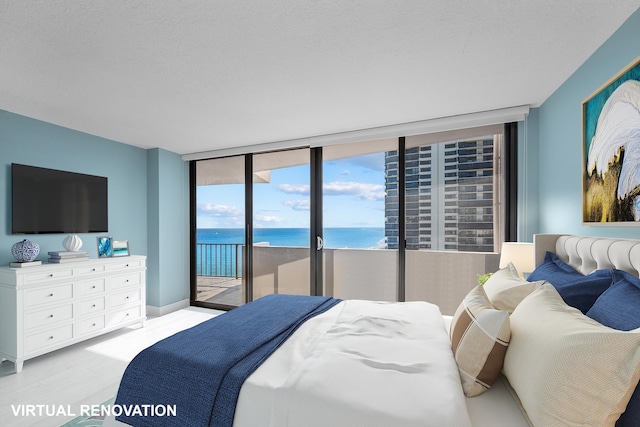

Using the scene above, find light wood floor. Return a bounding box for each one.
[0,306,221,427]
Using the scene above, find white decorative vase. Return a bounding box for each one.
[63,235,83,252]
[11,239,40,262]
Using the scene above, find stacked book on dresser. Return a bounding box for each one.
[48,251,90,263]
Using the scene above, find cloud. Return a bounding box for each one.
[277,184,310,195]
[197,203,244,227]
[283,199,310,211]
[340,170,351,176]
[197,203,243,217]
[254,215,284,226]
[256,215,282,223]
[278,181,385,201]
[323,181,386,201]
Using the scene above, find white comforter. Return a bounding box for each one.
[234,300,473,427]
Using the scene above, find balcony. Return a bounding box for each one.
[196,243,499,315]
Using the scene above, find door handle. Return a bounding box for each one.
[317,236,323,251]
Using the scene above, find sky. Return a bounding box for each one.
[196,152,386,229]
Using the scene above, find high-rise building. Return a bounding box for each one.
[385,137,496,252]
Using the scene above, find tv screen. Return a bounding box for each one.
[12,163,108,234]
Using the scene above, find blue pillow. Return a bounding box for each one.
[528,251,582,283]
[528,252,615,313]
[586,270,640,331]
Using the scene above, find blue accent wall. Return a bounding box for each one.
[0,110,190,309]
[0,110,148,262]
[146,148,190,307]
[531,8,640,239]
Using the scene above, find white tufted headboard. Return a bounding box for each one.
[533,234,640,277]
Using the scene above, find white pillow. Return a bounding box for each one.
[503,285,640,427]
[483,262,545,313]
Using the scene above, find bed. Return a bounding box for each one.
[104,234,640,427]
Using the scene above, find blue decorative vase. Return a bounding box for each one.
[11,239,40,262]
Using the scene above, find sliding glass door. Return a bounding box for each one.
[321,139,398,301]
[191,124,512,311]
[404,125,506,314]
[252,149,311,299]
[193,156,246,308]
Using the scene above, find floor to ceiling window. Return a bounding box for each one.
[322,139,398,301]
[252,149,311,299]
[191,124,513,313]
[193,156,246,308]
[403,125,505,314]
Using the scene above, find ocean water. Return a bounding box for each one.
[197,227,386,249]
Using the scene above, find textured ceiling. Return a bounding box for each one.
[1,1,639,155]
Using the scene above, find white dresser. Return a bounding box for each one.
[0,256,146,373]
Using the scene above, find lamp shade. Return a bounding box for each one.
[499,242,534,277]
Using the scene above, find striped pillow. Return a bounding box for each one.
[450,285,511,397]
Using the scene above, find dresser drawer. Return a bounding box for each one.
[78,278,106,296]
[25,323,74,354]
[23,268,74,284]
[25,303,74,330]
[108,260,144,272]
[79,315,106,336]
[24,283,74,308]
[79,297,105,316]
[111,288,142,308]
[111,272,143,290]
[76,264,107,276]
[110,305,142,326]
[0,255,146,372]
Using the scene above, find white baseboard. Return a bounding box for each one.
[146,299,190,317]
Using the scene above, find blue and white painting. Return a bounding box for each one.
[583,57,640,223]
[97,236,113,257]
[112,240,129,257]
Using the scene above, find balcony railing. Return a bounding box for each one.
[195,243,500,315]
[196,243,242,278]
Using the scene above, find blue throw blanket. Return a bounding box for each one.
[115,294,341,427]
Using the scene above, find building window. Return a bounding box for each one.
[386,125,505,252]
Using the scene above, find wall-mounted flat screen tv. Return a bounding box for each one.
[12,163,108,234]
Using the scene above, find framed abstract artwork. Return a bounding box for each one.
[583,56,640,224]
[112,240,130,257]
[97,236,113,257]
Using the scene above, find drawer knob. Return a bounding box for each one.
[125,279,129,283]
[49,336,54,340]
[92,304,96,308]
[126,296,130,299]
[92,285,96,289]
[126,264,130,267]
[126,313,130,316]
[92,323,96,327]
[49,293,54,297]
[49,274,54,277]
[49,314,54,318]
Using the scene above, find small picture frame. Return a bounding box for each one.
[97,236,113,257]
[112,240,130,257]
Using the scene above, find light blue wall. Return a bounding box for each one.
[146,148,190,307]
[0,110,189,309]
[531,8,640,239]
[0,110,148,263]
